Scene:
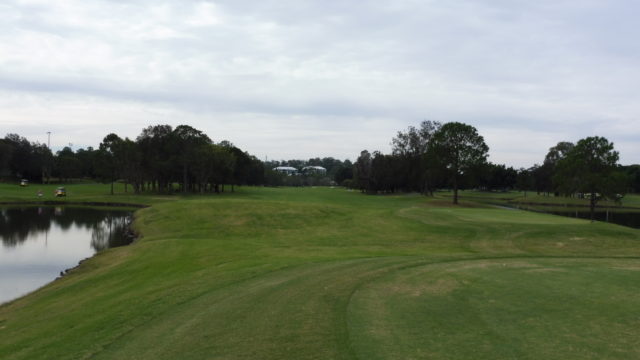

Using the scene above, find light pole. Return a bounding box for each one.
[45,132,52,184]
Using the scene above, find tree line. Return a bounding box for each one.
[352,121,639,212]
[1,125,265,194]
[353,121,491,204]
[2,122,638,208]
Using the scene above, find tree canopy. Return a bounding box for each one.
[554,136,625,220]
[430,122,489,204]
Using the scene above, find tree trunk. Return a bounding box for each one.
[110,180,114,195]
[453,173,459,205]
[590,191,596,223]
[183,163,188,194]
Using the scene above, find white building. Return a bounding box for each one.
[273,166,299,175]
[302,166,327,175]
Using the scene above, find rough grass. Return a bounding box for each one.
[0,184,639,359]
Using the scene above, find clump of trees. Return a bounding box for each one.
[1,125,265,194]
[97,125,265,194]
[553,136,627,220]
[354,121,494,204]
[352,121,638,208]
[0,134,53,183]
[516,138,635,205]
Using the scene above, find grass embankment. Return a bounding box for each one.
[1,184,639,359]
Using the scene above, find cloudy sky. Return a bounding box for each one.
[1,0,638,166]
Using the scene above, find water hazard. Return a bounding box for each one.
[0,206,133,304]
[509,205,640,229]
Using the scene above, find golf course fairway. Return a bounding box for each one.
[1,185,639,359]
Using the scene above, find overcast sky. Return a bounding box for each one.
[1,0,638,166]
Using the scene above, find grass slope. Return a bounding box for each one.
[0,184,639,359]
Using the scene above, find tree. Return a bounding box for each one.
[97,134,123,195]
[554,136,625,221]
[334,160,353,185]
[474,163,517,192]
[391,120,441,193]
[75,147,97,178]
[544,141,574,196]
[220,141,252,191]
[354,150,373,193]
[0,139,13,179]
[54,147,81,183]
[136,125,174,193]
[430,122,489,204]
[3,134,51,182]
[544,141,575,165]
[621,165,640,193]
[516,167,534,197]
[172,125,211,193]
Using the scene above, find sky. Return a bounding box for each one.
[1,0,638,167]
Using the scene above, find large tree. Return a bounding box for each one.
[554,136,625,221]
[354,150,373,193]
[136,125,174,193]
[543,141,574,196]
[391,120,441,193]
[172,125,211,193]
[97,134,123,195]
[430,122,489,204]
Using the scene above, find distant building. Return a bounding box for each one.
[302,166,327,175]
[273,166,299,175]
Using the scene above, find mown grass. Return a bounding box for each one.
[0,184,639,359]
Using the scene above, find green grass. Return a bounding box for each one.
[0,184,639,359]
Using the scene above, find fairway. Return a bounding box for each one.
[1,185,639,359]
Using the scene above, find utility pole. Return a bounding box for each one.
[43,132,52,185]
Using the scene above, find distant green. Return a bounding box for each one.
[0,184,639,359]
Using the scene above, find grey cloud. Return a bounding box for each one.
[1,0,639,166]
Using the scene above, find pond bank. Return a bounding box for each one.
[0,200,149,208]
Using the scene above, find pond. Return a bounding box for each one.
[0,206,133,304]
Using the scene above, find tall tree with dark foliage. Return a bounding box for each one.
[430,122,489,204]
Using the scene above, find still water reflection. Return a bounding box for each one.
[0,206,132,304]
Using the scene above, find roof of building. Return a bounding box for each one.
[274,166,298,171]
[303,166,326,171]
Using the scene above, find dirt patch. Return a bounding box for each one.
[442,260,537,273]
[611,264,640,271]
[419,278,459,295]
[525,268,566,273]
[387,278,460,297]
[222,216,249,226]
